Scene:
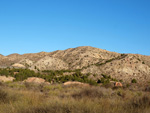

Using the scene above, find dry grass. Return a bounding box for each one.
[0,82,150,113]
[72,86,113,99]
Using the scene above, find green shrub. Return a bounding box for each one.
[119,80,123,82]
[131,79,137,83]
[0,68,98,85]
[101,74,111,79]
[99,75,110,85]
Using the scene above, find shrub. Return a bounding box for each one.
[0,89,8,103]
[131,79,137,83]
[97,79,101,83]
[101,74,111,79]
[103,83,114,88]
[99,78,110,85]
[129,94,150,109]
[145,86,150,92]
[119,80,123,82]
[72,87,104,98]
[117,90,126,98]
[111,78,118,82]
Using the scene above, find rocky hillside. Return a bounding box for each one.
[0,46,150,82]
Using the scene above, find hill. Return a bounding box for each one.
[0,46,150,83]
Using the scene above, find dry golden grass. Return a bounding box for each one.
[0,82,150,113]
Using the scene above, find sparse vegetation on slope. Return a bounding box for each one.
[0,46,150,83]
[0,68,98,85]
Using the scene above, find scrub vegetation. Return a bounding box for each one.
[0,82,150,113]
[0,68,149,113]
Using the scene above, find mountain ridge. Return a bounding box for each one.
[0,46,150,83]
[2,46,149,57]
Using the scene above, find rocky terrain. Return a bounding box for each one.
[0,46,150,83]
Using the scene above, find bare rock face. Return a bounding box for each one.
[12,63,26,68]
[82,54,150,82]
[50,46,120,69]
[19,59,33,68]
[7,53,23,62]
[0,76,15,82]
[30,56,69,70]
[22,52,50,62]
[82,65,102,75]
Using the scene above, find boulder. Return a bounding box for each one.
[24,77,50,85]
[63,81,89,87]
[12,63,25,68]
[114,82,123,87]
[0,76,15,82]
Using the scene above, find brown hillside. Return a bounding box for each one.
[0,46,150,82]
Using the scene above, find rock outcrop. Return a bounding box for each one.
[63,81,89,87]
[24,77,50,84]
[30,56,69,70]
[0,76,15,82]
[12,63,26,68]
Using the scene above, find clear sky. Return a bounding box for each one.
[0,0,150,56]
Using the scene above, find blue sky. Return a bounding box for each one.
[0,0,150,56]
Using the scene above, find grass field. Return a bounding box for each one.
[0,82,150,113]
